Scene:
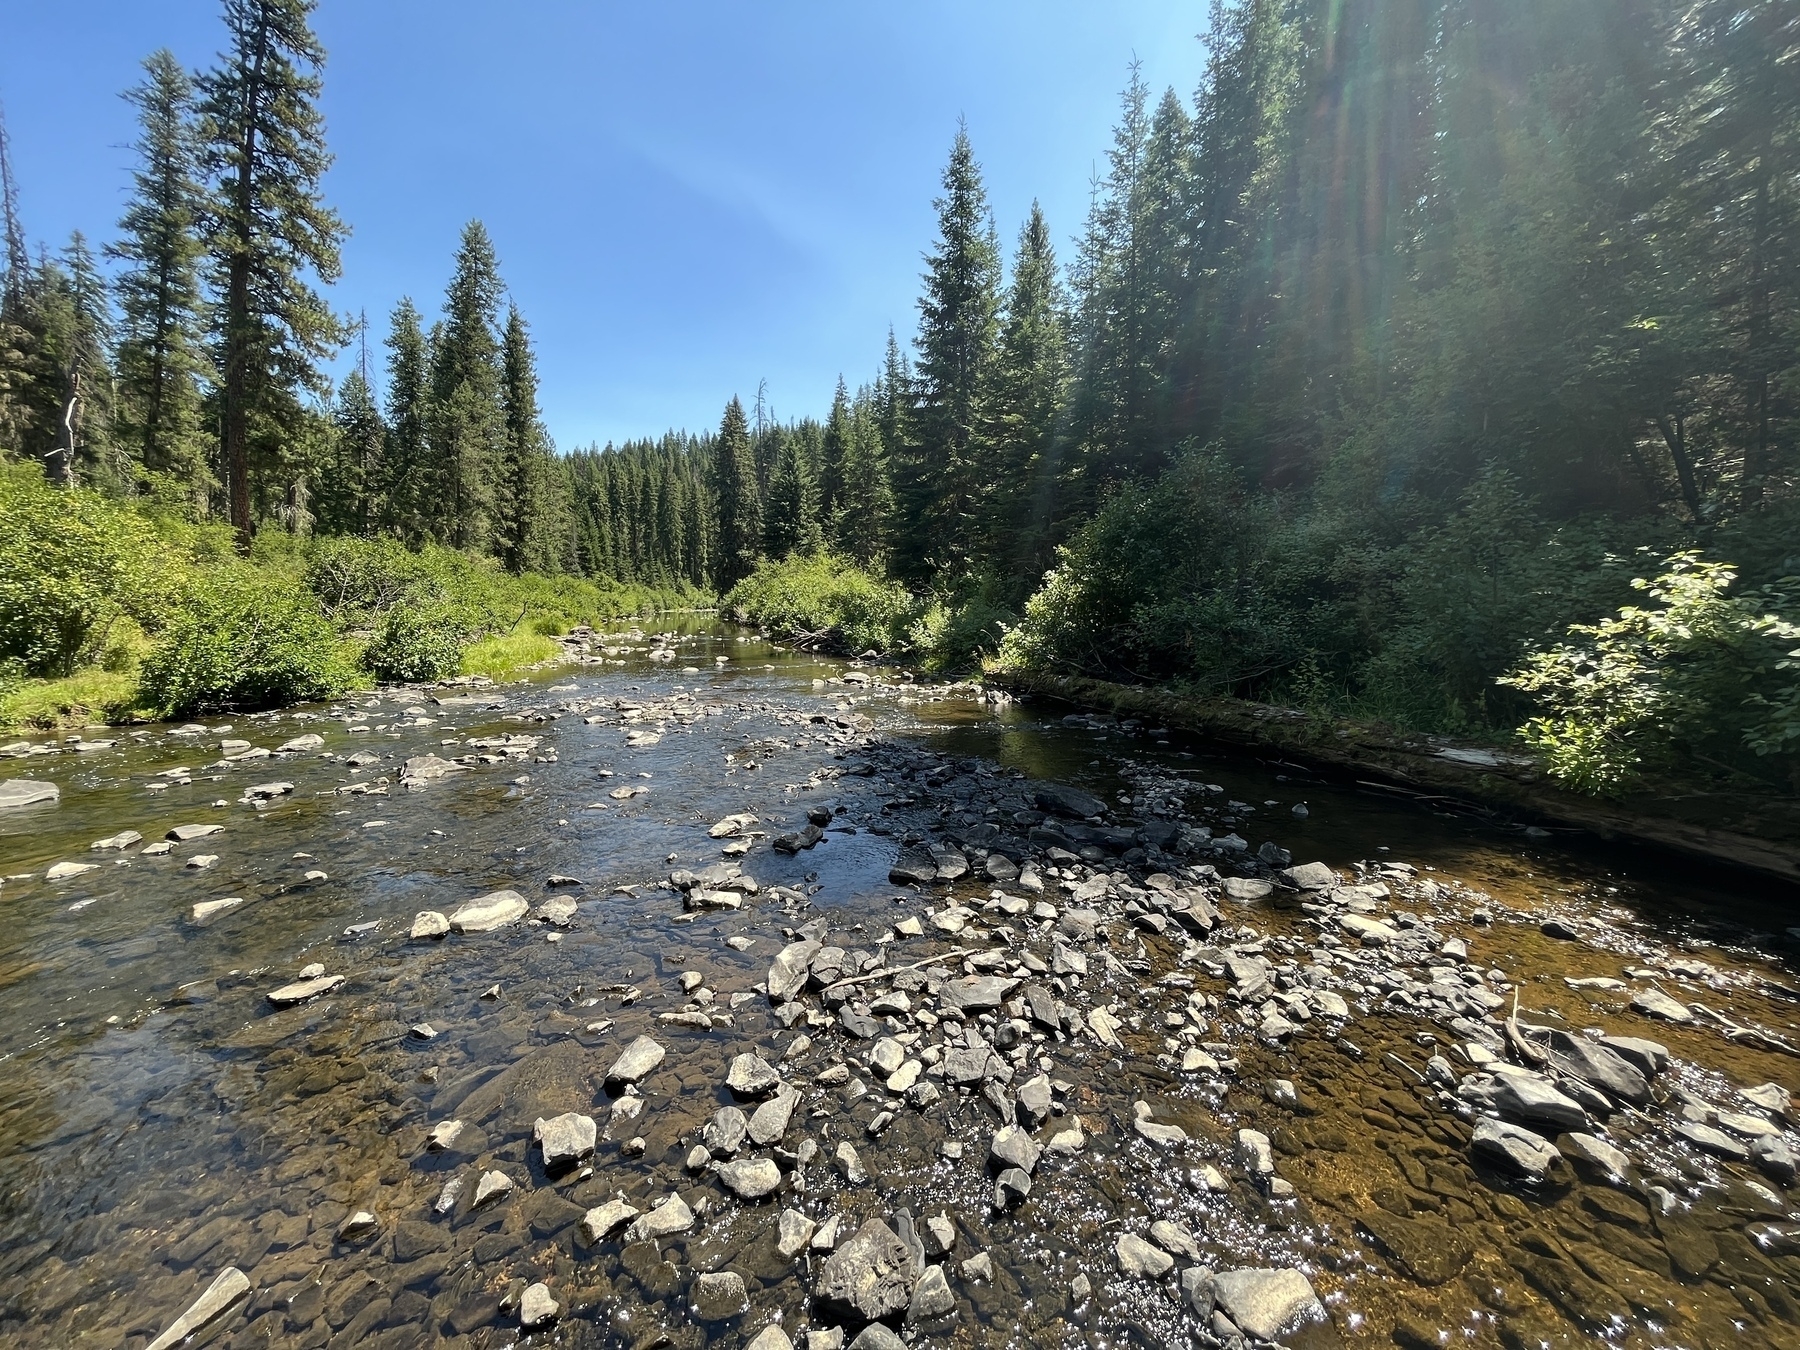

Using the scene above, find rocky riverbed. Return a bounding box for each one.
[0,619,1797,1349]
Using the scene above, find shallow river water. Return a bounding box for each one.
[1,620,1798,1350]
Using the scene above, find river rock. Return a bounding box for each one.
[537,1112,597,1170]
[850,1327,905,1350]
[626,1194,695,1242]
[401,753,464,783]
[1472,1118,1560,1178]
[727,1053,782,1098]
[1221,877,1272,902]
[1035,783,1106,819]
[890,848,939,885]
[1357,1210,1474,1285]
[1150,1220,1202,1261]
[91,829,141,850]
[427,1120,465,1152]
[769,940,823,1001]
[693,1270,749,1320]
[1598,1034,1669,1076]
[747,1326,795,1350]
[277,734,325,752]
[579,1198,639,1242]
[0,779,58,809]
[46,861,98,881]
[1561,1131,1631,1181]
[907,1264,955,1322]
[1116,1232,1175,1279]
[1752,1135,1797,1185]
[1629,987,1693,1023]
[190,897,243,923]
[520,1282,559,1329]
[473,1170,515,1207]
[1205,1268,1326,1341]
[1489,1072,1590,1131]
[145,1266,251,1350]
[1539,1029,1650,1105]
[990,1124,1041,1174]
[448,888,529,933]
[815,1217,916,1323]
[750,1086,800,1145]
[1673,1120,1749,1161]
[705,1106,748,1155]
[1742,1082,1792,1118]
[1279,861,1337,891]
[166,823,223,841]
[267,973,344,1006]
[777,1208,816,1259]
[606,1036,666,1085]
[1338,913,1399,945]
[410,910,450,939]
[718,1157,783,1200]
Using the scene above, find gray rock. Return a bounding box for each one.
[693,1270,749,1320]
[266,973,343,1006]
[994,1167,1032,1206]
[1471,1118,1560,1178]
[1489,1072,1590,1131]
[579,1199,639,1242]
[1742,1082,1792,1117]
[1674,1120,1749,1161]
[777,1208,815,1259]
[705,1106,749,1155]
[606,1036,666,1085]
[166,823,224,842]
[769,940,823,1002]
[335,1209,378,1243]
[625,1194,695,1242]
[923,1213,956,1256]
[1035,783,1106,819]
[448,888,529,933]
[1206,1268,1326,1342]
[90,829,141,850]
[1279,861,1337,891]
[1598,1034,1669,1076]
[1220,877,1273,903]
[473,1170,515,1207]
[1630,987,1694,1023]
[990,1124,1042,1174]
[849,1326,906,1350]
[1116,1232,1175,1279]
[1539,1030,1650,1105]
[1150,1220,1202,1261]
[728,1053,782,1098]
[145,1266,251,1350]
[1016,1074,1053,1124]
[1752,1135,1797,1185]
[890,848,939,885]
[426,1119,465,1152]
[0,779,58,809]
[536,1112,597,1170]
[1561,1131,1631,1181]
[717,1157,783,1200]
[939,975,1017,1015]
[277,733,325,752]
[815,1217,916,1323]
[835,1142,868,1184]
[747,1326,796,1350]
[410,910,450,939]
[907,1264,955,1322]
[520,1282,559,1329]
[750,1086,800,1146]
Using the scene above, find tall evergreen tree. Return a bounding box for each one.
[428,220,506,549]
[499,302,568,572]
[981,201,1069,583]
[836,384,895,567]
[317,365,382,533]
[38,235,116,488]
[196,0,347,543]
[763,427,823,559]
[380,297,430,542]
[713,395,762,588]
[819,376,851,527]
[908,124,1001,576]
[110,49,210,491]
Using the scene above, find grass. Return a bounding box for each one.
[459,629,564,680]
[0,669,148,731]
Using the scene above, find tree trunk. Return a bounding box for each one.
[1655,413,1702,521]
[50,370,79,488]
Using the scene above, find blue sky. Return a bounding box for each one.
[2,2,1211,449]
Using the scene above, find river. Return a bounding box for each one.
[0,619,1796,1350]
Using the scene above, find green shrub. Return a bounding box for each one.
[909,583,1015,674]
[724,553,914,654]
[1501,552,1800,794]
[304,535,443,619]
[362,604,473,683]
[140,569,356,716]
[0,467,182,677]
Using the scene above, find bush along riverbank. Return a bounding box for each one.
[0,467,699,730]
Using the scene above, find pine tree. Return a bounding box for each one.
[318,365,382,533]
[713,395,762,588]
[428,220,506,549]
[110,49,210,492]
[38,235,116,488]
[836,384,895,567]
[499,302,569,572]
[819,376,851,528]
[909,124,1001,577]
[763,427,823,558]
[196,0,347,544]
[982,201,1069,583]
[379,297,430,542]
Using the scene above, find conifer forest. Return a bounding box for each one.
[4,0,1800,803]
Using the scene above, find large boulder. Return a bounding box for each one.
[1034,783,1106,820]
[448,889,529,933]
[1203,1268,1327,1342]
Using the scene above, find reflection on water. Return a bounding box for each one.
[0,620,1794,1348]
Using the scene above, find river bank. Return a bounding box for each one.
[993,669,1800,889]
[0,621,1796,1349]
